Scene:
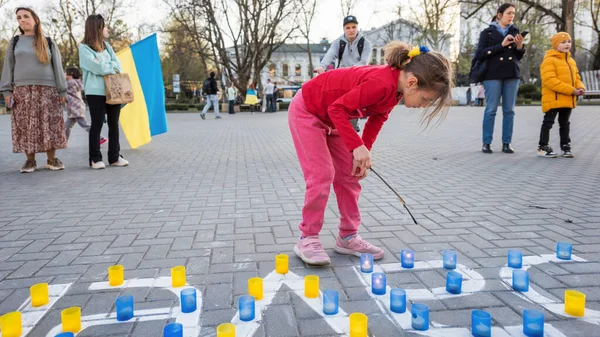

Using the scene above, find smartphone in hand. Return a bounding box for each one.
[521,31,529,38]
[8,97,14,108]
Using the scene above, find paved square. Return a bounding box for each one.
[0,105,599,337]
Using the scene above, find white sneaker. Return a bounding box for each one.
[110,156,129,167]
[91,161,106,169]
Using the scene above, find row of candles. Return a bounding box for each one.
[0,242,584,337]
[0,265,197,337]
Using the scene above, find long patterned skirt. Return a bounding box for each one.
[11,85,67,153]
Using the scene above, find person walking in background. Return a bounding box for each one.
[289,42,453,265]
[245,83,258,114]
[79,14,128,169]
[477,85,485,106]
[537,32,585,158]
[228,83,236,114]
[315,15,373,133]
[466,87,472,106]
[64,67,107,145]
[0,7,68,173]
[264,79,275,113]
[474,3,525,154]
[201,71,221,119]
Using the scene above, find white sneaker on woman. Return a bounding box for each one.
[91,161,106,169]
[110,156,129,167]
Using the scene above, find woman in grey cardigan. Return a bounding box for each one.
[0,7,68,173]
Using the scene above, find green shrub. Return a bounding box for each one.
[279,102,290,110]
[518,84,541,100]
[166,104,189,111]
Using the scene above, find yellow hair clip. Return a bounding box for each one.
[408,46,421,59]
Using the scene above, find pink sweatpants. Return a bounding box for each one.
[288,90,362,238]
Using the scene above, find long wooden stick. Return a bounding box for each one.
[370,168,418,225]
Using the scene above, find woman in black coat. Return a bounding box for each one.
[474,3,525,154]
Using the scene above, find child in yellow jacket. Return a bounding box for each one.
[538,32,585,158]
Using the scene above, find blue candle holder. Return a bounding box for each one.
[556,242,572,260]
[371,273,386,295]
[507,249,523,268]
[445,271,463,294]
[54,333,75,337]
[512,270,529,292]
[442,250,457,269]
[401,249,414,268]
[322,290,339,315]
[390,288,406,313]
[523,309,544,337]
[471,310,492,337]
[180,288,197,313]
[411,303,429,331]
[239,295,255,321]
[360,253,374,273]
[163,323,183,337]
[116,295,134,321]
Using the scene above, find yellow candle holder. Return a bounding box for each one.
[248,277,263,300]
[304,275,319,298]
[276,254,289,274]
[216,323,236,337]
[108,265,124,286]
[30,282,49,307]
[171,266,186,288]
[565,290,586,317]
[0,311,22,337]
[61,307,81,333]
[349,312,368,337]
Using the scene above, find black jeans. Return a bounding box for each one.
[87,95,121,164]
[539,108,571,147]
[228,100,235,114]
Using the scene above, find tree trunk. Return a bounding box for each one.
[562,0,576,54]
[307,40,314,79]
[594,37,600,70]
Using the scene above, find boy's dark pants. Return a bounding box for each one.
[539,108,571,148]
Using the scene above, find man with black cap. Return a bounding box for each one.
[315,15,373,132]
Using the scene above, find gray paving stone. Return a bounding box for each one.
[1,109,599,336]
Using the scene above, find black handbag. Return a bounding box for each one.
[469,32,492,83]
[469,59,487,83]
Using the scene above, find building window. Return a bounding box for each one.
[371,48,377,65]
[282,64,289,77]
[268,63,276,76]
[295,64,301,76]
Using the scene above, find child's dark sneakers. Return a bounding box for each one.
[538,146,557,158]
[562,144,574,158]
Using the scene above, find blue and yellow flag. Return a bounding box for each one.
[116,33,168,149]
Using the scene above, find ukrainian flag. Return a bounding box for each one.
[116,33,168,149]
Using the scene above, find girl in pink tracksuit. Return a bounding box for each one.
[289,42,454,265]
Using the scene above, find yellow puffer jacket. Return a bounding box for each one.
[541,49,585,112]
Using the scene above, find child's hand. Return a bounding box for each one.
[577,88,586,96]
[352,145,371,180]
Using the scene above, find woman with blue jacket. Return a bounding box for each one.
[474,3,525,154]
[79,14,128,169]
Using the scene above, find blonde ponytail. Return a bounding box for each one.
[384,41,412,69]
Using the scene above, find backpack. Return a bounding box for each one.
[202,79,211,95]
[469,31,491,83]
[337,36,365,68]
[12,35,54,61]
